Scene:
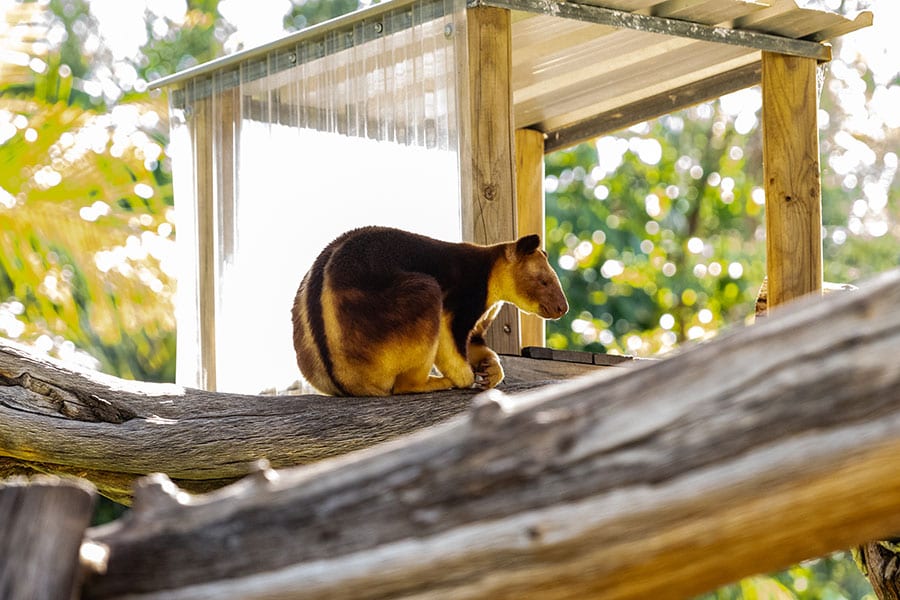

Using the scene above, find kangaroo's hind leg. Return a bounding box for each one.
[328,273,448,395]
[394,324,474,394]
[383,275,462,394]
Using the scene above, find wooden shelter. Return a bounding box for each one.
[149,0,872,392]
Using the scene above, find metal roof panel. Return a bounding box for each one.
[150,0,872,146]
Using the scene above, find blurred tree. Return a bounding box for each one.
[545,94,768,356]
[0,0,108,108]
[696,552,877,600]
[0,1,176,381]
[138,0,234,81]
[283,0,362,32]
[0,0,254,382]
[818,16,900,287]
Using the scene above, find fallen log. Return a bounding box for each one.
[80,268,900,599]
[0,337,604,502]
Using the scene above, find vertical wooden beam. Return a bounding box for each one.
[217,87,239,286]
[461,5,520,355]
[213,88,240,392]
[516,128,547,348]
[191,95,218,391]
[762,51,823,308]
[186,87,240,392]
[461,5,516,244]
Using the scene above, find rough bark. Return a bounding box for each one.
[862,541,900,600]
[0,476,96,599]
[756,275,898,599]
[0,341,603,503]
[76,269,900,599]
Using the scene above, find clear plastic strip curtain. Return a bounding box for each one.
[170,0,465,392]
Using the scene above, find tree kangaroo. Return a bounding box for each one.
[292,226,568,396]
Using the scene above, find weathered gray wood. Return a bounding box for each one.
[502,352,611,383]
[82,269,900,599]
[0,342,591,503]
[521,346,639,367]
[0,476,96,600]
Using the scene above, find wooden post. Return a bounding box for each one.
[516,128,547,348]
[762,51,823,308]
[0,476,96,599]
[189,94,218,390]
[461,5,520,355]
[186,87,240,391]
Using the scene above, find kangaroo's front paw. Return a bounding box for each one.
[474,354,504,389]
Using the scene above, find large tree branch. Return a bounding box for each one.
[0,339,603,502]
[75,269,900,599]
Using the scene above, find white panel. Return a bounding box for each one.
[169,109,202,390]
[171,0,466,393]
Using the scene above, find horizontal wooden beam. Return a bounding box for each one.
[474,0,832,61]
[544,62,761,152]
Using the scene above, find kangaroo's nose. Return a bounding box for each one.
[553,298,569,318]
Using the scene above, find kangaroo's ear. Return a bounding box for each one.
[515,234,541,257]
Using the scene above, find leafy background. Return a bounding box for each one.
[1,0,897,597]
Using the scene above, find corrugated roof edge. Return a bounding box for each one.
[148,0,425,91]
[475,0,870,61]
[149,0,873,91]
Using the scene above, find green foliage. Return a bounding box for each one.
[0,94,176,379]
[0,2,207,381]
[91,495,128,526]
[283,0,362,32]
[138,0,234,80]
[47,0,97,83]
[1,0,106,108]
[698,552,877,600]
[545,98,767,356]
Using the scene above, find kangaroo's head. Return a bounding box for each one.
[492,234,568,319]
